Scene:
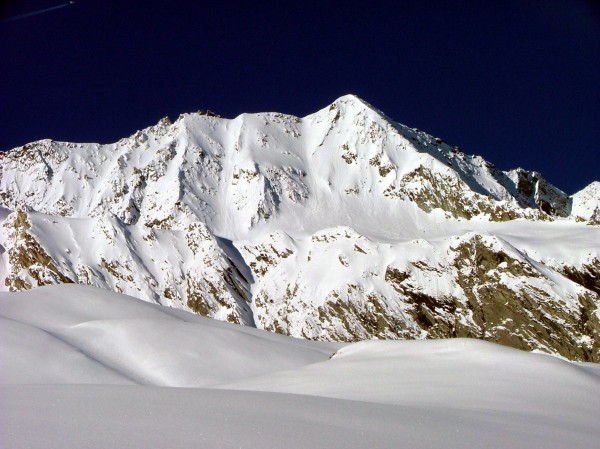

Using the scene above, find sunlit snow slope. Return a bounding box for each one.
[1,95,599,360]
[1,286,599,449]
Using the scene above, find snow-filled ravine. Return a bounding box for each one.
[1,285,599,449]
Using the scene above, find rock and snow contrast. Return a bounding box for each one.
[0,95,599,362]
[1,285,599,448]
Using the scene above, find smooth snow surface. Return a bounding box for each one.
[1,285,599,448]
[0,285,338,386]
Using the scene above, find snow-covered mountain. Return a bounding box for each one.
[1,95,599,361]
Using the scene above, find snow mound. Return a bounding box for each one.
[0,285,338,386]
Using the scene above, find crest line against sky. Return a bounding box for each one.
[1,0,598,193]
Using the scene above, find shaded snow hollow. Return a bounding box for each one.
[1,285,599,449]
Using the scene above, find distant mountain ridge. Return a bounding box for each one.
[1,95,599,361]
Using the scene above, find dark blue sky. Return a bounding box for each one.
[1,1,598,193]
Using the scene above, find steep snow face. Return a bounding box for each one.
[571,181,600,224]
[1,95,599,361]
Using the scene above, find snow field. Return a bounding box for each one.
[1,285,599,448]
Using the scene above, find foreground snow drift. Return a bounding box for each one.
[0,285,338,386]
[4,386,598,449]
[1,285,599,448]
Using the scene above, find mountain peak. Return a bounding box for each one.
[324,94,379,115]
[331,93,367,105]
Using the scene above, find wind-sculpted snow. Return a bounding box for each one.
[1,286,599,449]
[0,285,338,386]
[1,95,599,360]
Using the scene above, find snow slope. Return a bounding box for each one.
[1,285,599,449]
[571,181,600,224]
[0,285,338,386]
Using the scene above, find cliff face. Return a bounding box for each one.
[1,95,599,361]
